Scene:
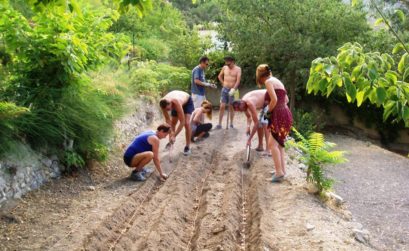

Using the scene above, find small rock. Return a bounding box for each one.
[87,186,96,191]
[216,245,224,251]
[212,224,226,234]
[306,223,315,231]
[306,183,319,194]
[353,229,370,245]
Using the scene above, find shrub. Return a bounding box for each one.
[126,61,190,96]
[292,108,324,137]
[287,128,346,193]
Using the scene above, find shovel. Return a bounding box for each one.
[244,133,251,168]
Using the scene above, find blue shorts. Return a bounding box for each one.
[220,87,234,104]
[171,96,194,117]
[123,152,134,167]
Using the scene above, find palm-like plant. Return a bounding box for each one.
[287,128,347,193]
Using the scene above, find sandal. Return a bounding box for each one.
[271,175,284,183]
[255,147,264,152]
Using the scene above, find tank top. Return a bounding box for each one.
[124,130,155,157]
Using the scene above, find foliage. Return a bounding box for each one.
[111,0,206,69]
[170,0,221,27]
[287,128,346,193]
[292,108,324,137]
[218,0,370,110]
[63,150,85,172]
[124,61,190,96]
[307,42,409,127]
[0,2,125,162]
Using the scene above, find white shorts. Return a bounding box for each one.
[192,94,206,108]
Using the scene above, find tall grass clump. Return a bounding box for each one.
[0,2,126,164]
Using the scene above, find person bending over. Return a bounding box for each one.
[123,123,171,182]
[232,89,270,155]
[191,100,213,142]
[159,90,194,155]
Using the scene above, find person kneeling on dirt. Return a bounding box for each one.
[123,123,171,182]
[191,100,213,142]
[232,89,270,155]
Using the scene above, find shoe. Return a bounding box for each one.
[255,147,264,152]
[230,124,234,129]
[215,125,222,130]
[130,170,146,181]
[141,167,153,175]
[191,136,196,143]
[183,146,191,156]
[271,175,284,183]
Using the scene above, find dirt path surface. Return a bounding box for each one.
[1,111,372,250]
[326,134,409,251]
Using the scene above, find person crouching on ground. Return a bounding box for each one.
[123,123,171,182]
[256,64,293,183]
[231,89,271,155]
[191,100,213,142]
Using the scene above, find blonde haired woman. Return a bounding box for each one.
[191,100,213,142]
[256,64,293,182]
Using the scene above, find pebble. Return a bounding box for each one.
[87,186,96,191]
[306,223,315,231]
[353,228,370,245]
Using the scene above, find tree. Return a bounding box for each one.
[218,0,370,111]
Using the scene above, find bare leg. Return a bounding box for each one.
[218,103,226,126]
[185,114,191,148]
[195,131,206,140]
[130,151,154,171]
[279,146,286,175]
[230,104,234,126]
[264,125,271,153]
[269,135,284,177]
[256,127,264,150]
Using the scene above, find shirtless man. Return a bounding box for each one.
[159,90,194,155]
[216,56,242,129]
[232,90,270,154]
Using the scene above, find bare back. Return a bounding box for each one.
[163,90,190,106]
[242,90,267,109]
[221,65,241,89]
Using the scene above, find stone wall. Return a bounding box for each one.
[0,144,62,207]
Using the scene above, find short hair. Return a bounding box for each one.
[159,99,170,108]
[199,56,209,63]
[157,123,171,132]
[224,56,235,62]
[232,100,245,110]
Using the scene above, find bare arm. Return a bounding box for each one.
[244,109,252,134]
[285,94,289,105]
[194,78,207,87]
[218,66,225,85]
[265,81,277,112]
[192,109,203,124]
[234,67,242,89]
[173,100,185,137]
[161,107,171,125]
[247,103,259,143]
[148,136,165,177]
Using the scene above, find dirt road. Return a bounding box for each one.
[327,134,409,251]
[1,112,371,250]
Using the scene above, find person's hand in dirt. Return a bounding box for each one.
[160,173,168,182]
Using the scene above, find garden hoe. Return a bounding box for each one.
[244,133,251,168]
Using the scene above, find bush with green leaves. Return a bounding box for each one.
[125,61,190,96]
[287,128,346,193]
[307,42,409,127]
[292,109,324,137]
[0,2,126,162]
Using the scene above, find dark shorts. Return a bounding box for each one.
[171,96,195,117]
[220,87,234,104]
[123,153,134,167]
